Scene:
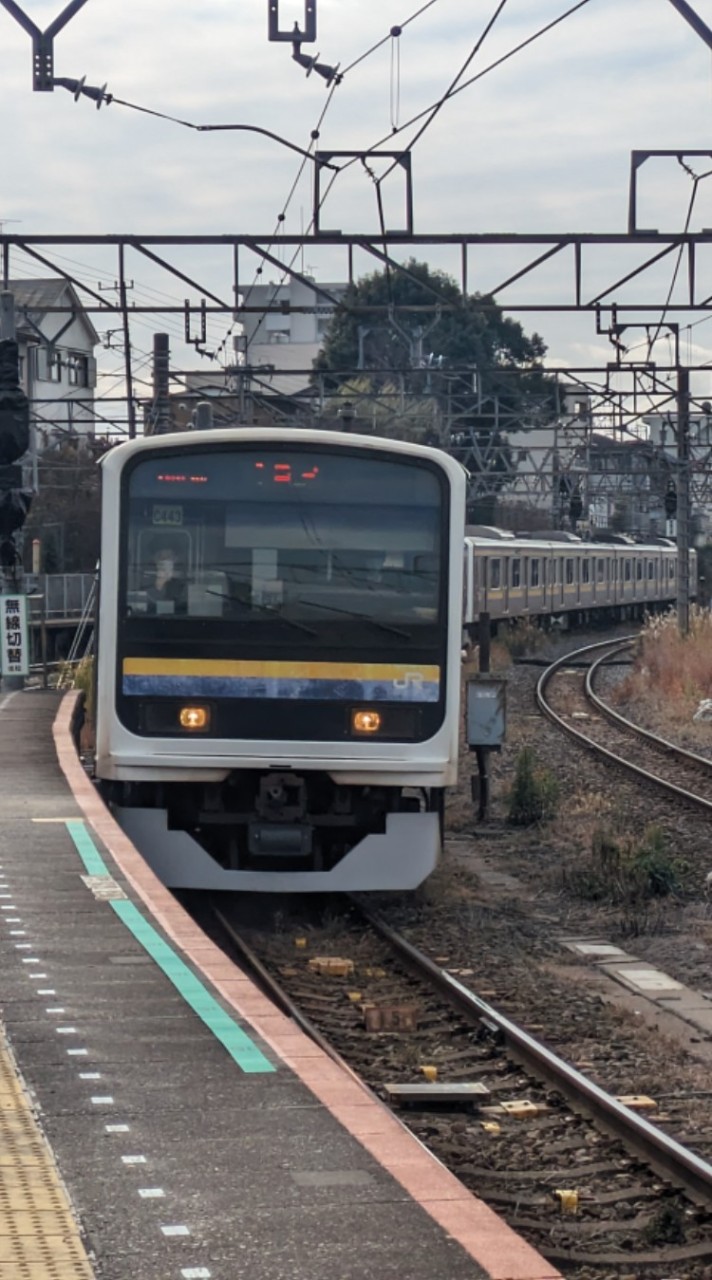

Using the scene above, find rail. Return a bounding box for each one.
[213,897,712,1209]
[363,909,712,1209]
[536,636,712,814]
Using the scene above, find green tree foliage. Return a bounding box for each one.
[314,260,555,520]
[314,258,550,406]
[23,441,107,574]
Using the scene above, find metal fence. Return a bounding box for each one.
[31,574,96,620]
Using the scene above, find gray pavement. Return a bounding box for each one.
[0,691,490,1280]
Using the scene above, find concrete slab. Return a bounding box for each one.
[610,966,684,992]
[564,941,631,960]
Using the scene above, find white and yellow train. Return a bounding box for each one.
[464,528,693,630]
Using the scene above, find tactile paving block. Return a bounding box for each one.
[0,1270,93,1280]
[0,1035,94,1279]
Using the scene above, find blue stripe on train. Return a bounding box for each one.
[122,675,441,702]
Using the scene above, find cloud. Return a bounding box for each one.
[2,0,712,388]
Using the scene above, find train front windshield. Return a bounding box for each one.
[121,445,445,639]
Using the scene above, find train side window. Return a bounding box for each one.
[490,558,501,588]
[511,558,521,587]
[565,558,574,584]
[648,560,654,580]
[582,559,590,583]
[636,560,643,580]
[625,559,631,582]
[597,558,605,582]
[668,561,675,579]
[530,558,540,587]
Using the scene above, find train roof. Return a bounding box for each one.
[464,533,681,553]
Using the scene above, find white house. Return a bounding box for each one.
[9,279,99,446]
[239,276,348,395]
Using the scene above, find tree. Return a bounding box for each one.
[315,258,550,402]
[314,260,556,521]
[23,440,107,574]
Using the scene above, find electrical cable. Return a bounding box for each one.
[340,0,439,76]
[381,0,512,183]
[345,0,595,180]
[645,168,708,360]
[390,27,401,131]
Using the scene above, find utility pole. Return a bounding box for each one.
[676,366,691,635]
[150,333,172,435]
[118,246,136,439]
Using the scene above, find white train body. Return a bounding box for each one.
[95,428,466,892]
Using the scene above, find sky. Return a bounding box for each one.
[3,0,712,415]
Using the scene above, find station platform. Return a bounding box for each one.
[0,687,561,1280]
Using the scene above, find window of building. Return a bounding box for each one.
[489,558,501,588]
[530,558,540,587]
[48,352,62,382]
[67,353,89,387]
[511,558,521,587]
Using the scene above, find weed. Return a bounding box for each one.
[72,656,94,723]
[507,747,560,826]
[615,606,712,736]
[497,618,546,660]
[564,822,684,907]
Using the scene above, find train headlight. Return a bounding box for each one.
[179,705,211,732]
[351,708,382,735]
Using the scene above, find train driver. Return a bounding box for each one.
[147,545,187,615]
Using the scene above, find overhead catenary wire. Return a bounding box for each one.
[72,2,443,373]
[346,0,595,180]
[379,0,513,183]
[340,0,440,77]
[644,161,712,360]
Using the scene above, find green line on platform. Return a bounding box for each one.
[64,819,275,1074]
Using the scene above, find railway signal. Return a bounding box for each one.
[0,331,32,572]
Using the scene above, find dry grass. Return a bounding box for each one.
[614,608,712,738]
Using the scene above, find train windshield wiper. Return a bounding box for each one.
[294,598,410,640]
[206,590,317,637]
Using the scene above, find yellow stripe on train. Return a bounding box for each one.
[123,657,441,682]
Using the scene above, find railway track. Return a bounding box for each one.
[202,894,712,1279]
[536,635,712,811]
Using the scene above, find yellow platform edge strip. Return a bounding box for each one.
[0,1031,94,1277]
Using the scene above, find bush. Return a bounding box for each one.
[566,823,683,905]
[72,656,95,724]
[497,618,546,660]
[507,747,560,825]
